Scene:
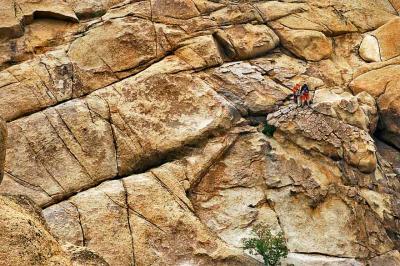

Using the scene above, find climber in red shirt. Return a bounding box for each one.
[299,84,311,106]
[291,83,301,105]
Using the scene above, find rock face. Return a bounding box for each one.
[0,194,112,266]
[359,18,400,62]
[0,119,6,183]
[0,194,72,265]
[350,59,400,149]
[1,0,400,265]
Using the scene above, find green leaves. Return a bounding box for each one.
[262,122,276,137]
[243,225,288,266]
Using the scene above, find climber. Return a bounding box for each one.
[291,83,301,105]
[299,84,311,107]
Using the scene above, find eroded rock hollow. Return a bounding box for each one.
[1,0,400,265]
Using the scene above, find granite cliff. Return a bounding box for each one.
[1,0,400,265]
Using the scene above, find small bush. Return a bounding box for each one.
[242,225,288,266]
[262,122,276,137]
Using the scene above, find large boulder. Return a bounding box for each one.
[359,18,400,62]
[273,27,333,61]
[350,63,400,149]
[312,89,378,132]
[213,24,279,60]
[267,105,377,173]
[0,195,72,265]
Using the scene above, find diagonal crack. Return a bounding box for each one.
[5,170,52,197]
[70,202,86,247]
[150,170,193,212]
[121,179,136,266]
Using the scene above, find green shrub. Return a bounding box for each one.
[243,225,288,266]
[262,122,276,137]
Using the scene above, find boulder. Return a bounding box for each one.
[267,105,377,173]
[63,243,110,266]
[273,27,333,61]
[0,195,72,265]
[197,59,290,116]
[350,64,400,149]
[360,18,400,62]
[214,24,279,60]
[359,35,381,62]
[15,0,79,24]
[191,128,395,261]
[312,89,378,132]
[65,0,125,19]
[0,0,23,39]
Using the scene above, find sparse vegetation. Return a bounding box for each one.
[242,225,288,266]
[262,121,276,137]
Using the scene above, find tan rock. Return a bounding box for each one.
[360,18,400,62]
[367,250,400,266]
[0,195,72,265]
[65,0,125,19]
[273,27,333,61]
[372,18,400,61]
[0,1,399,264]
[0,0,23,39]
[15,0,79,24]
[174,35,223,69]
[283,253,362,266]
[359,35,381,62]
[312,89,378,132]
[44,163,260,265]
[268,105,377,173]
[0,72,237,207]
[152,0,200,21]
[63,243,109,266]
[350,65,400,149]
[0,119,5,184]
[0,49,79,122]
[197,59,290,115]
[389,0,400,14]
[255,1,308,22]
[274,7,358,35]
[268,188,392,257]
[67,17,159,86]
[221,24,279,60]
[191,129,395,260]
[209,4,262,26]
[306,33,365,88]
[191,132,281,250]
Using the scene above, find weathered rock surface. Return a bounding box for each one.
[350,60,400,149]
[360,18,400,62]
[312,89,378,132]
[0,194,72,265]
[62,243,110,266]
[43,134,260,265]
[214,24,279,60]
[0,119,6,184]
[0,0,400,265]
[0,72,237,207]
[273,27,333,61]
[267,104,377,173]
